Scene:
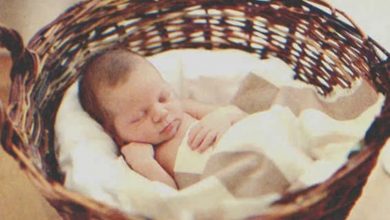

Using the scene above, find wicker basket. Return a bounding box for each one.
[0,0,389,219]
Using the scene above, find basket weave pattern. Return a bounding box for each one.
[0,0,389,219]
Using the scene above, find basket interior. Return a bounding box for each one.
[5,0,389,192]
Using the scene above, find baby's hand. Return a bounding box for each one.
[120,142,154,167]
[188,105,247,152]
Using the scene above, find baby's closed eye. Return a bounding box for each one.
[130,111,146,123]
[130,118,141,124]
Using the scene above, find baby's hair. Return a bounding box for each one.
[78,48,143,137]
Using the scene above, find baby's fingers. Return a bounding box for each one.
[215,128,228,144]
[188,123,202,146]
[197,131,217,153]
[189,126,209,150]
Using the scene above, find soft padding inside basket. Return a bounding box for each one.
[55,49,384,219]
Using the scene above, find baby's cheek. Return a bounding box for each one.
[119,124,136,143]
[174,105,185,117]
[174,100,184,112]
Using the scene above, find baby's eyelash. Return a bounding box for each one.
[130,118,141,123]
[130,111,146,123]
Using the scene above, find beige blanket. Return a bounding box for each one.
[166,73,384,219]
[174,108,305,193]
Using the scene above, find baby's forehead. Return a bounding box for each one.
[101,72,166,99]
[130,62,165,82]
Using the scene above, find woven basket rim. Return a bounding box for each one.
[1,0,390,219]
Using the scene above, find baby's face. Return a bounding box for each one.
[101,61,184,145]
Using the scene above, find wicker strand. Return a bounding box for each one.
[305,0,367,40]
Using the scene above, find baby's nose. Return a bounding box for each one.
[152,103,169,123]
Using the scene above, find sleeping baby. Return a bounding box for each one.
[78,48,247,189]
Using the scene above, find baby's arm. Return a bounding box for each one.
[182,99,247,152]
[120,143,177,189]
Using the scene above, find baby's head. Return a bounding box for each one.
[79,49,184,146]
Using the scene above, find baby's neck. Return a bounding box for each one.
[154,113,196,177]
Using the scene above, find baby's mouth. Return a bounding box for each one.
[160,119,179,135]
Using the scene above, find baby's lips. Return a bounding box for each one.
[159,116,178,134]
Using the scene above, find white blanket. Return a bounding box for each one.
[55,50,384,219]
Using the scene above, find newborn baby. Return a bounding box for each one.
[78,48,247,189]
